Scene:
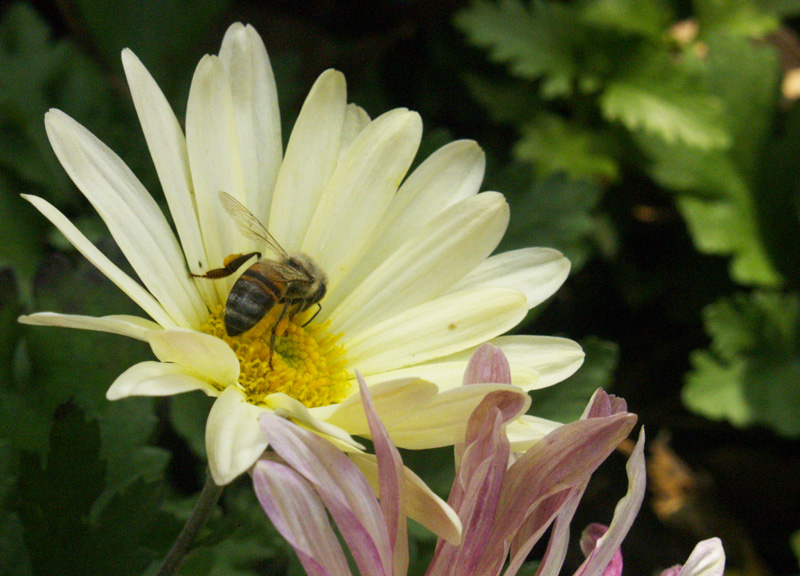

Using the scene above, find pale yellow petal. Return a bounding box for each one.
[120,49,216,307]
[349,451,462,546]
[22,194,174,328]
[44,109,207,328]
[186,55,247,302]
[449,247,571,309]
[147,328,239,387]
[107,361,219,400]
[206,385,269,485]
[328,192,509,336]
[302,108,422,287]
[385,383,530,449]
[19,312,159,341]
[323,377,439,435]
[219,23,282,222]
[269,70,347,249]
[345,287,528,374]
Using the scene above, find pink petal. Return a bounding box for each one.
[518,485,586,576]
[582,389,629,419]
[673,538,726,576]
[259,412,392,576]
[252,459,351,576]
[462,343,512,386]
[475,412,638,576]
[579,524,622,576]
[573,430,646,576]
[505,487,577,576]
[357,371,409,576]
[429,390,525,576]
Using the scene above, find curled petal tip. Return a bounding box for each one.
[463,343,512,386]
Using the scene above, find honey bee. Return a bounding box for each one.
[192,193,327,362]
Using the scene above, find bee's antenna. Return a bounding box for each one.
[301,303,322,327]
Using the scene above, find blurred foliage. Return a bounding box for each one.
[456,0,800,442]
[0,0,799,574]
[684,291,800,436]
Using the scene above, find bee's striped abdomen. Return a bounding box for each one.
[224,267,285,336]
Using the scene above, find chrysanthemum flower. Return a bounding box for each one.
[19,23,583,490]
[254,346,726,576]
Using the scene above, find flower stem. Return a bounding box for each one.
[156,470,224,576]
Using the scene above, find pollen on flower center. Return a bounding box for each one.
[201,304,352,408]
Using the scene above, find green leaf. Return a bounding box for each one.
[514,114,619,181]
[760,0,800,17]
[683,350,753,426]
[20,244,168,496]
[635,36,783,287]
[580,0,673,37]
[455,0,584,97]
[528,337,619,422]
[602,80,730,149]
[704,36,780,172]
[15,403,174,575]
[93,478,167,574]
[601,47,731,151]
[498,170,605,271]
[752,101,800,291]
[683,291,800,436]
[16,403,106,576]
[694,0,780,38]
[638,137,782,287]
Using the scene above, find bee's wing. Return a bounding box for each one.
[219,192,288,258]
[263,261,314,284]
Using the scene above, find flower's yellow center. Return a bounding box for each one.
[201,304,352,408]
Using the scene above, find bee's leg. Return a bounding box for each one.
[267,301,292,369]
[190,252,261,279]
[300,303,322,327]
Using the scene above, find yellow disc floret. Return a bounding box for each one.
[201,305,352,408]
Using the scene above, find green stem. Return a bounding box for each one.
[156,470,224,576]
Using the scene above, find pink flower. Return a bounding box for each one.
[251,344,726,576]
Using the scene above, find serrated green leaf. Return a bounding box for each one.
[16,403,106,576]
[94,478,166,574]
[580,0,673,37]
[528,337,619,422]
[514,114,619,181]
[497,170,604,270]
[638,133,782,287]
[684,292,800,436]
[20,244,168,499]
[703,36,779,174]
[455,0,583,97]
[601,80,731,150]
[683,350,753,425]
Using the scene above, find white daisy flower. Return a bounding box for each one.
[19,23,583,492]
